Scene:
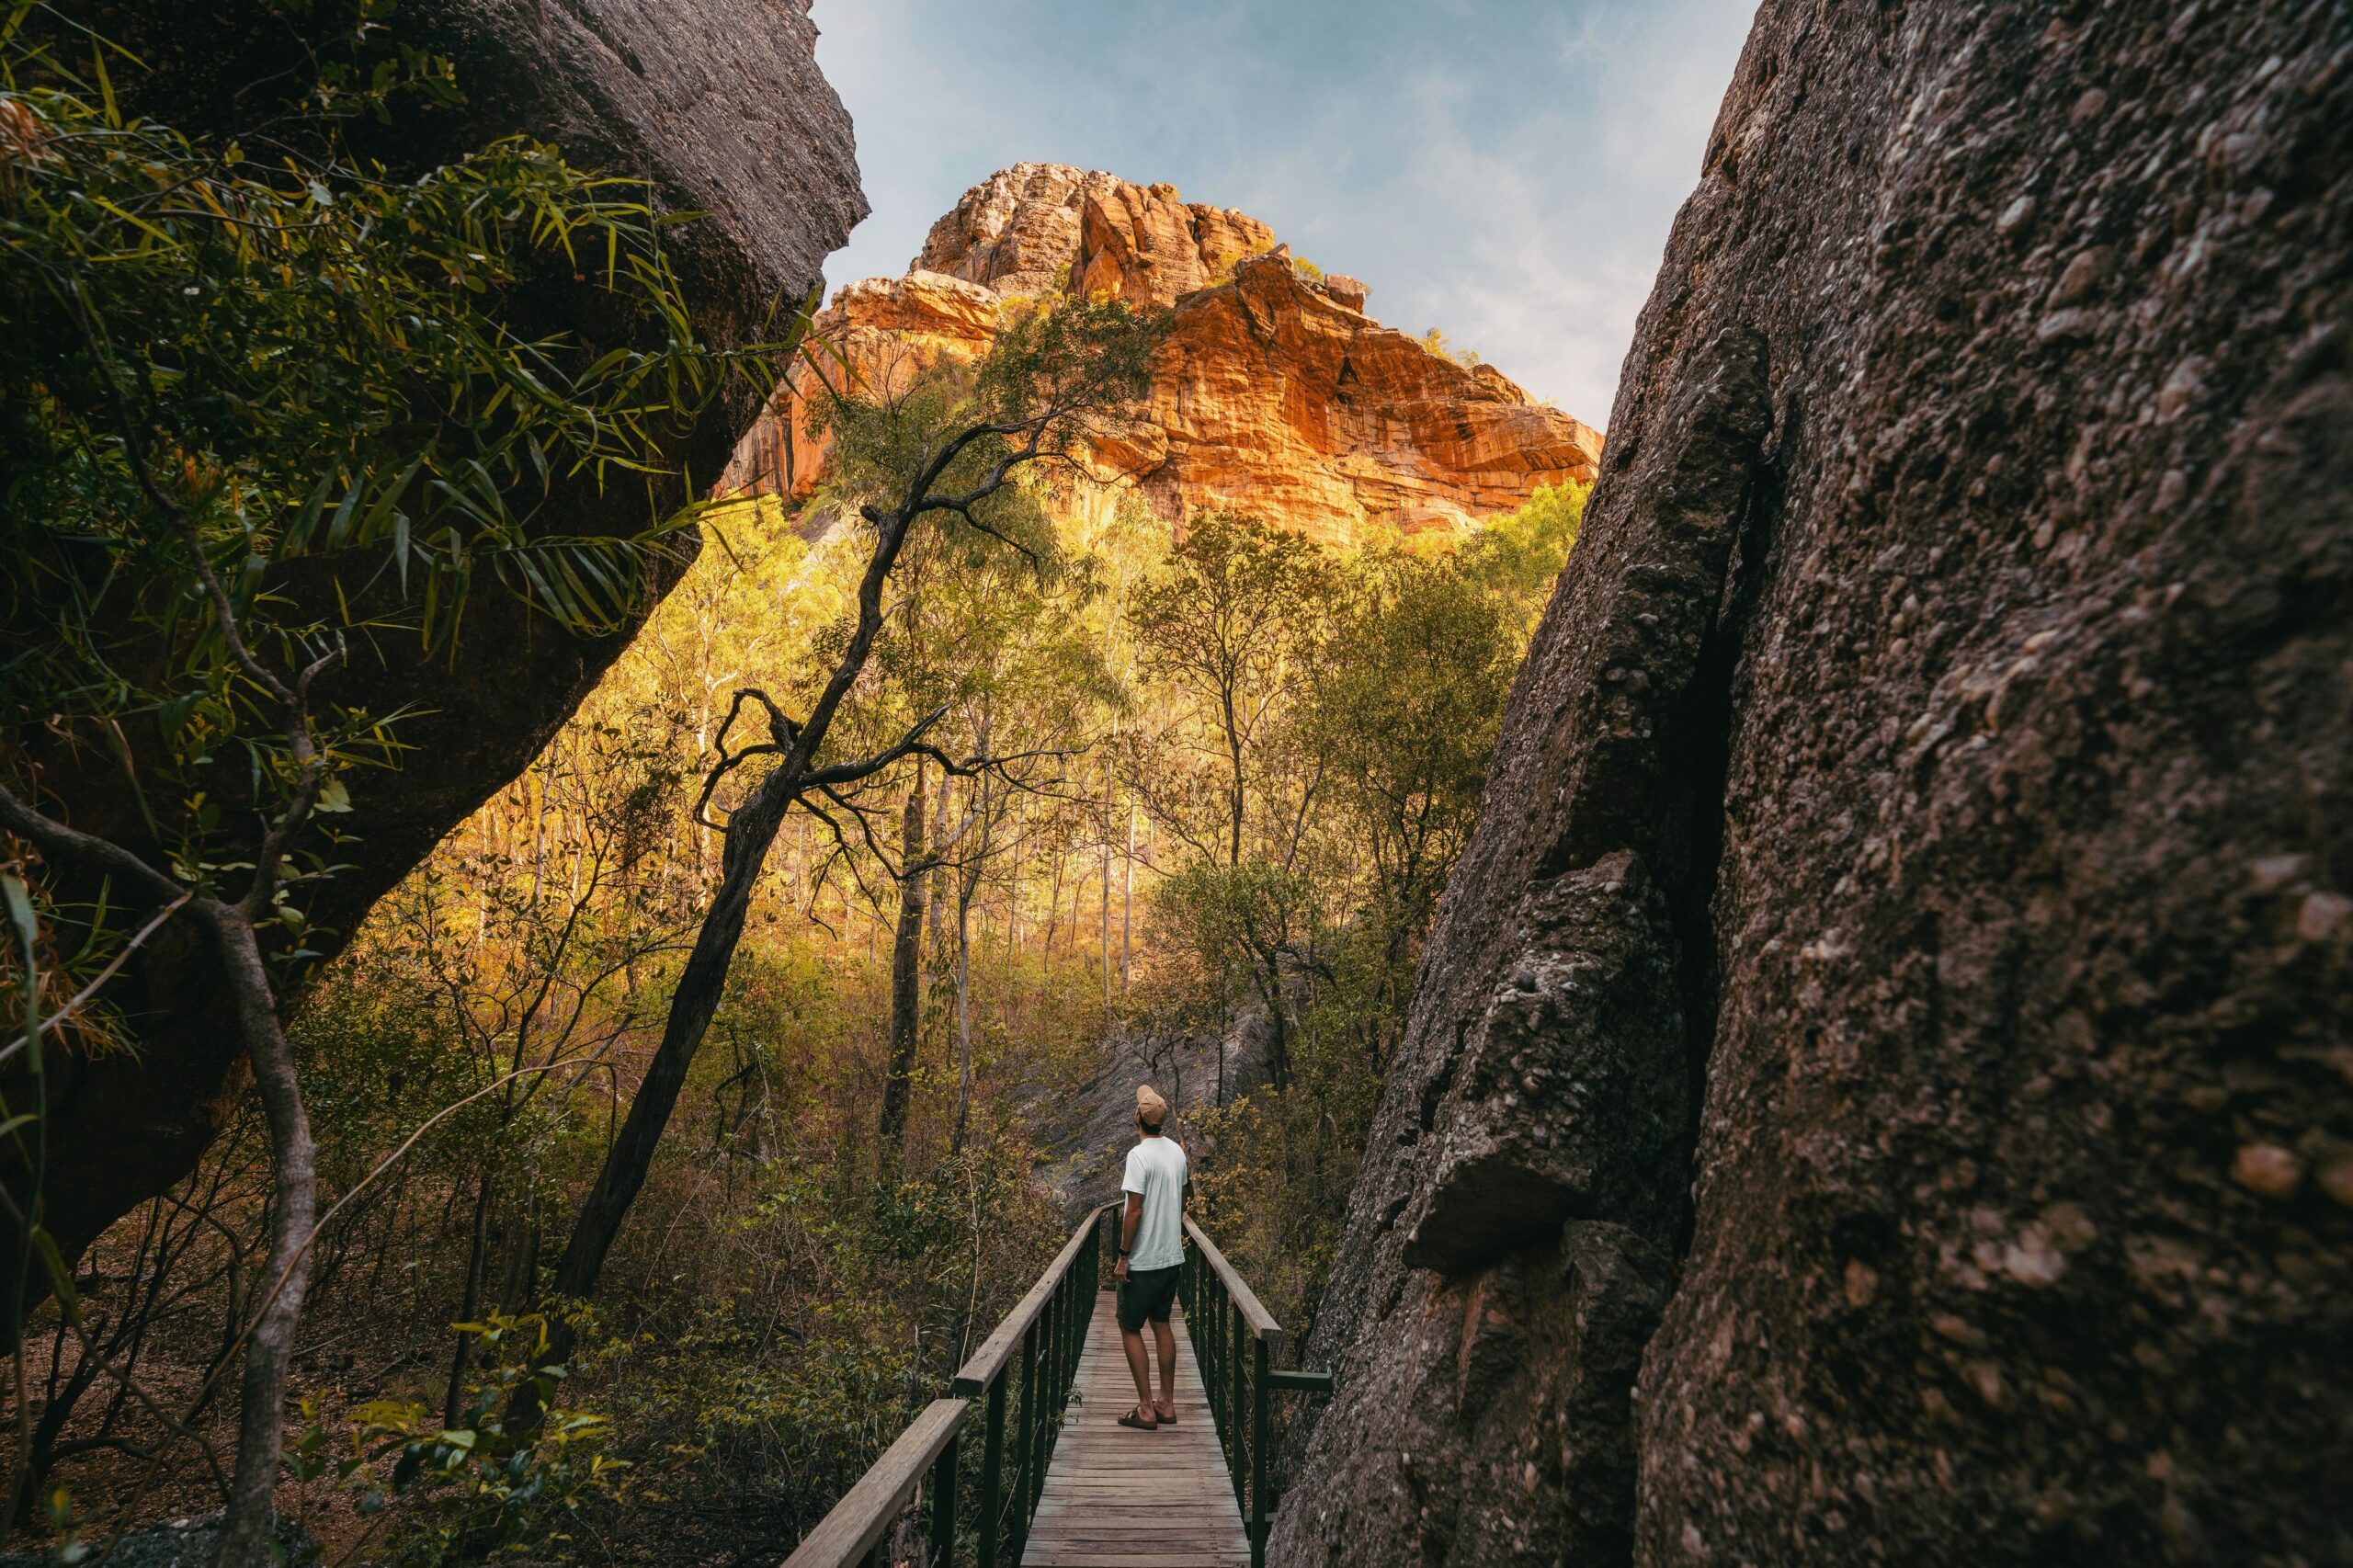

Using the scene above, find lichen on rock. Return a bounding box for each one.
[1274,0,2353,1562]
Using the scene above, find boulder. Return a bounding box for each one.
[3,0,863,1292]
[1275,1,2353,1562]
[722,164,1604,546]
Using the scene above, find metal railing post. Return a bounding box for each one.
[1047,1276,1064,1415]
[1201,1269,1216,1433]
[927,1425,959,1566]
[1012,1323,1039,1554]
[1229,1297,1247,1509]
[1215,1273,1228,1436]
[1251,1335,1271,1568]
[977,1375,1006,1568]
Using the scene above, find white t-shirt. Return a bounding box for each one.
[1120,1136,1188,1273]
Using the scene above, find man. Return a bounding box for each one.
[1111,1083,1188,1429]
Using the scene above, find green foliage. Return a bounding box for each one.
[0,34,777,916]
[1152,860,1312,995]
[329,1314,628,1565]
[810,295,1164,569]
[1126,513,1339,869]
[1139,498,1579,1336]
[1456,481,1588,619]
[1416,326,1481,369]
[1323,552,1515,836]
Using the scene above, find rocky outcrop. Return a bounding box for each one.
[5,1,863,1289]
[1276,2,2352,1564]
[722,164,1602,544]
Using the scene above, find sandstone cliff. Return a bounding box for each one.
[5,0,864,1289]
[1275,2,2352,1563]
[723,164,1602,545]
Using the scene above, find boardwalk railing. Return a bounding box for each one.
[783,1198,1330,1568]
[1179,1217,1333,1568]
[782,1200,1117,1568]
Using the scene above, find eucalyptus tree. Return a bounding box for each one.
[1125,513,1337,869]
[522,296,1165,1405]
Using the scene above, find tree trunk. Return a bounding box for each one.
[878,768,928,1159]
[949,874,976,1153]
[945,707,994,1155]
[1120,802,1134,995]
[206,905,316,1568]
[441,1167,495,1426]
[1252,958,1291,1091]
[517,767,795,1422]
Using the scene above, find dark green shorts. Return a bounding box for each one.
[1117,1264,1181,1332]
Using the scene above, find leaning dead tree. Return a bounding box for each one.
[518,296,1166,1412]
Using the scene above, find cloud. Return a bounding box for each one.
[812,0,1758,426]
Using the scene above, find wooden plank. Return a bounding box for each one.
[781,1397,965,1568]
[1020,1295,1250,1568]
[1181,1218,1283,1352]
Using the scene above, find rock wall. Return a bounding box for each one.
[1275,1,2352,1563]
[5,0,864,1286]
[721,163,1603,545]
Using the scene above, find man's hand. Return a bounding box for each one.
[1113,1256,1131,1283]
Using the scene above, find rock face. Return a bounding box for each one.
[722,163,1602,544]
[4,1,863,1290]
[1275,2,2352,1564]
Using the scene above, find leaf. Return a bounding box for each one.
[391,1445,426,1491]
[31,1228,81,1327]
[3,873,38,1069]
[314,778,353,813]
[285,470,337,556]
[324,479,365,553]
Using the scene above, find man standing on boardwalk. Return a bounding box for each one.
[1111,1084,1188,1429]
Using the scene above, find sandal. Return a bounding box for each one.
[1154,1403,1177,1425]
[1118,1406,1158,1430]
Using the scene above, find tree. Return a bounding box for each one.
[1125,513,1336,868]
[876,766,928,1156]
[1302,551,1519,1030]
[1455,480,1587,623]
[519,295,1165,1414]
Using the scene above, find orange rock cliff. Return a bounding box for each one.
[720,163,1603,545]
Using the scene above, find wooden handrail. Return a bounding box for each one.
[951,1199,1119,1395]
[1182,1214,1282,1350]
[777,1198,1330,1568]
[1180,1212,1334,1568]
[779,1398,965,1568]
[781,1198,1111,1568]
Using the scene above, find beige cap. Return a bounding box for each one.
[1136,1084,1170,1126]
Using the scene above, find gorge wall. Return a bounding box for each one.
[1274,1,2352,1564]
[723,164,1604,545]
[5,0,865,1289]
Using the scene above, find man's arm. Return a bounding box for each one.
[1115,1192,1143,1281]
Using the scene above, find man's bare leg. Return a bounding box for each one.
[1152,1318,1178,1422]
[1120,1327,1157,1424]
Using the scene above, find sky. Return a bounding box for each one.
[812,0,1759,430]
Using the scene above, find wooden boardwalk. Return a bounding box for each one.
[1020,1291,1251,1568]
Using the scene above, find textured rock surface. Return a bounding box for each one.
[721,163,1603,544]
[5,0,863,1284]
[1275,1,2352,1563]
